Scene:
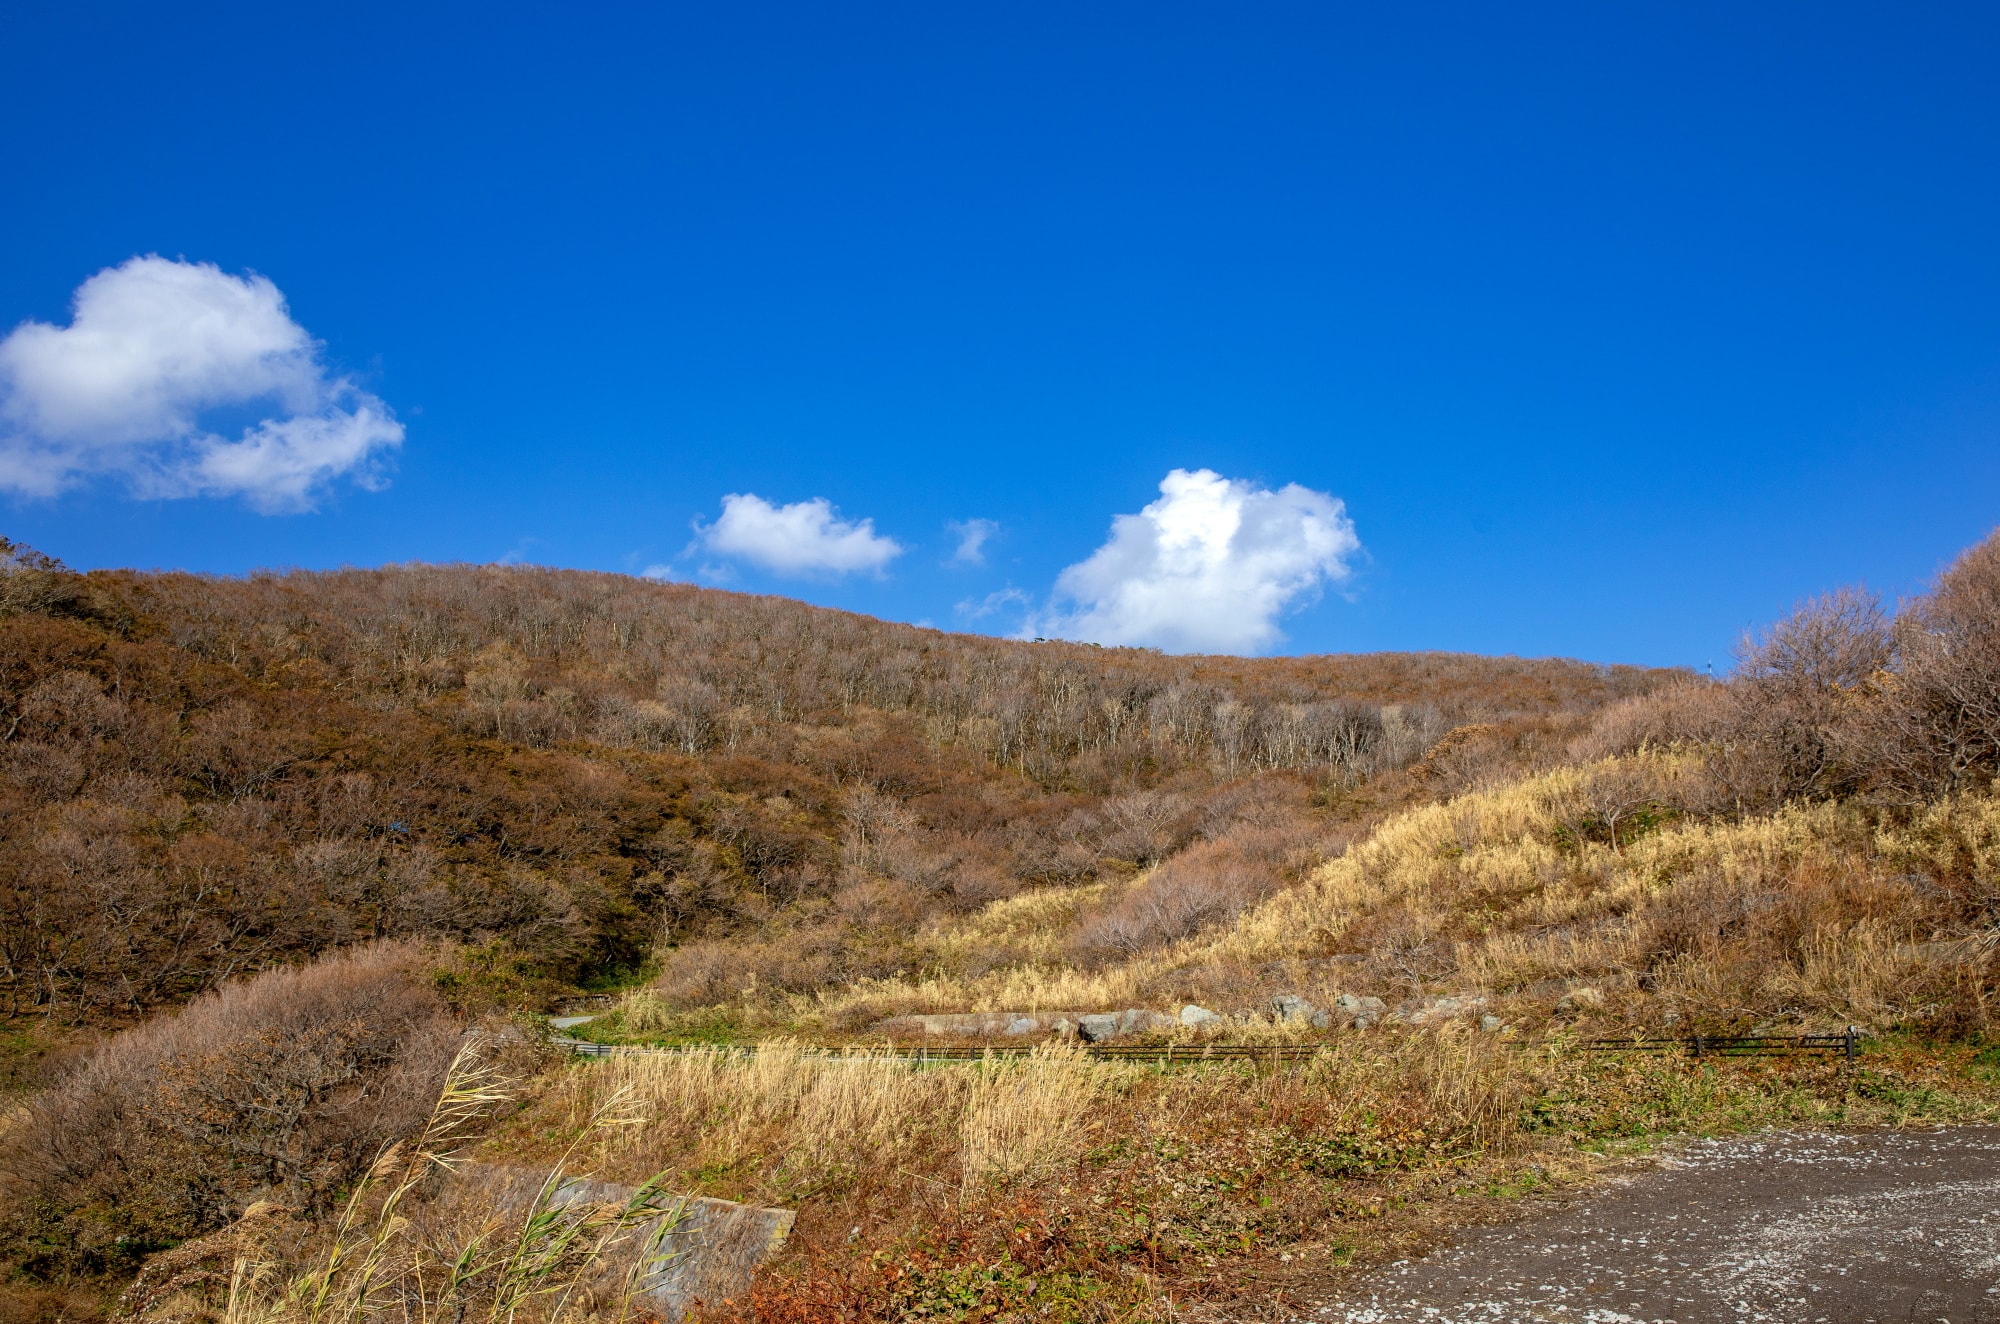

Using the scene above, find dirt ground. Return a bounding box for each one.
[1297,1127,2000,1323]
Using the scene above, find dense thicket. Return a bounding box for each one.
[1583,530,2000,811]
[0,944,462,1280]
[0,544,1676,1021]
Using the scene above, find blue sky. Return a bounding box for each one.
[2,2,1997,666]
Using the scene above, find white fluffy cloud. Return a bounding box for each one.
[0,256,402,511]
[1033,468,1360,654]
[697,493,903,576]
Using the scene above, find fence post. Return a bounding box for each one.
[1692,1034,1704,1060]
[1845,1025,1858,1061]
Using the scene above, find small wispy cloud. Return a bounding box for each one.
[946,517,999,566]
[957,586,1033,620]
[0,255,402,511]
[695,493,903,576]
[1027,468,1360,654]
[496,536,544,566]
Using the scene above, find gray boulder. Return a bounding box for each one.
[1118,1008,1175,1035]
[1179,1004,1226,1029]
[1334,993,1387,1029]
[1077,1008,1175,1042]
[1554,985,1604,1013]
[465,1165,792,1323]
[1271,994,1331,1029]
[869,1010,1095,1038]
[1395,993,1490,1025]
[1076,1013,1122,1042]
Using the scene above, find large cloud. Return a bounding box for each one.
[1033,468,1360,654]
[0,256,402,511]
[697,493,903,576]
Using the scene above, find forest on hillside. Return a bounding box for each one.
[0,544,1676,1022]
[6,533,2000,1324]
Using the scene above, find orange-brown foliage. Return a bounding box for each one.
[0,943,459,1280]
[0,546,1678,1021]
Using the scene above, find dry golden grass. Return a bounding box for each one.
[536,1043,1133,1205]
[924,885,1108,969]
[786,757,2000,1037]
[107,760,2000,1324]
[495,1014,2000,1322]
[118,1044,678,1324]
[957,1047,1110,1193]
[123,760,2000,1324]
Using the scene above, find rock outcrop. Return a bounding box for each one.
[1271,994,1331,1028]
[465,1166,794,1322]
[871,1011,1086,1037]
[1333,993,1387,1028]
[867,991,1505,1044]
[1078,1008,1176,1042]
[872,1007,1193,1042]
[1393,993,1490,1025]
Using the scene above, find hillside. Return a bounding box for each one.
[10,533,2000,1324]
[0,545,1675,1023]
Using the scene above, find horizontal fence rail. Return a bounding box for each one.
[554,1031,1866,1064]
[551,1038,1327,1063]
[1578,1029,1863,1059]
[895,1043,1331,1063]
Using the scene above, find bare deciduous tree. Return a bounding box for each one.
[1862,531,2000,800]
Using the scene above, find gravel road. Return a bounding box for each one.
[1309,1127,2000,1323]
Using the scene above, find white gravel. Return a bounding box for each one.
[1303,1128,2000,1324]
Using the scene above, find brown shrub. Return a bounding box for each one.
[1574,533,2000,818]
[1089,788,1197,864]
[1713,587,1892,810]
[1571,680,1733,761]
[1570,591,1894,815]
[1548,758,1691,854]
[0,539,126,630]
[1862,529,2000,801]
[0,943,460,1280]
[1070,839,1282,962]
[651,940,746,1006]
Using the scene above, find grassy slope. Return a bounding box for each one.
[487,761,2000,1319]
[611,754,2000,1042]
[489,1036,1999,1320]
